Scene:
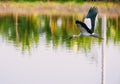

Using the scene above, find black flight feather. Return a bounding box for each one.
[86,7,98,33]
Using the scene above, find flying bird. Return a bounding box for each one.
[70,7,103,39]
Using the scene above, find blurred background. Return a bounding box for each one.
[0,1,120,84]
[0,0,120,2]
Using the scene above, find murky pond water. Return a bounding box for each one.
[0,14,120,84]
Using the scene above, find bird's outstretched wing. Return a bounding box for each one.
[76,20,92,34]
[84,7,98,33]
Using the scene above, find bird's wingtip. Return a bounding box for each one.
[89,6,98,12]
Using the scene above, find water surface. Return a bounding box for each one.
[0,14,120,84]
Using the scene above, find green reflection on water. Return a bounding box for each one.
[106,17,120,44]
[0,14,120,53]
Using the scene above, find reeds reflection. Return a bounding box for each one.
[0,15,120,53]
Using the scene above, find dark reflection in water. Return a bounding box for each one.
[0,15,120,53]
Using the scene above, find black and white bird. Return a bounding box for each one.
[70,7,103,39]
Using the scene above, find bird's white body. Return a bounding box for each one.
[76,23,91,36]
